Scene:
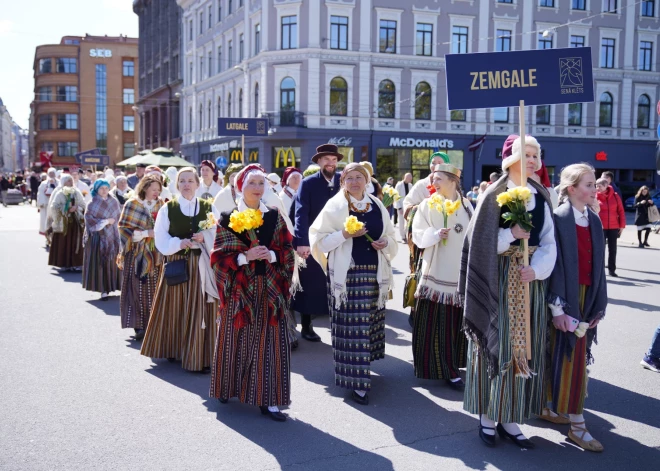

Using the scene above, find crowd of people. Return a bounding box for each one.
[25,137,660,451]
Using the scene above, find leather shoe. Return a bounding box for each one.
[198,366,211,374]
[608,270,618,277]
[218,397,228,404]
[301,327,321,342]
[260,406,287,422]
[351,391,369,406]
[133,329,145,341]
[497,423,535,449]
[446,378,465,391]
[479,422,497,447]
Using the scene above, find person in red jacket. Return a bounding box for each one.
[596,177,626,277]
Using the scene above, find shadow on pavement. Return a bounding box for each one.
[85,296,121,316]
[608,297,660,313]
[50,269,82,283]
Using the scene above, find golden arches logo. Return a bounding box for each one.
[275,148,296,168]
[249,151,259,162]
[230,150,243,162]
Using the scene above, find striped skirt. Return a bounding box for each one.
[546,285,589,415]
[412,299,467,380]
[330,265,385,392]
[120,248,160,330]
[463,251,547,424]
[141,253,217,372]
[82,232,121,293]
[48,218,83,269]
[210,276,291,407]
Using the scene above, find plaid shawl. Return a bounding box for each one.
[84,195,121,259]
[118,198,164,278]
[211,209,295,329]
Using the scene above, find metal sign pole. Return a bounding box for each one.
[518,100,532,361]
[241,134,245,165]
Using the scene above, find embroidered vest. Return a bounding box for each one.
[500,192,545,247]
[168,197,212,255]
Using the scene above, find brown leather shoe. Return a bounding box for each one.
[568,422,604,452]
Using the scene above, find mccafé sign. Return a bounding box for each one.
[389,137,454,149]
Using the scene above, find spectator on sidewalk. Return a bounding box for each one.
[601,171,623,202]
[634,186,655,248]
[29,171,41,205]
[394,173,413,241]
[641,325,660,373]
[0,174,9,207]
[596,177,626,277]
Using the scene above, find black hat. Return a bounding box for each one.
[136,163,148,168]
[312,144,344,163]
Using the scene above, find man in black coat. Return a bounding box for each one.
[292,144,342,341]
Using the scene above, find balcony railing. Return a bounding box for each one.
[262,111,306,128]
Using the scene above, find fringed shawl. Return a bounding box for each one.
[117,198,164,278]
[49,187,85,234]
[84,195,121,259]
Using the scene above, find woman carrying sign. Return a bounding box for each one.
[460,134,556,448]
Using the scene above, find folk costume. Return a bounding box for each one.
[82,181,122,297]
[118,197,164,335]
[110,187,131,206]
[279,167,302,217]
[196,160,223,201]
[210,197,295,411]
[411,164,472,383]
[48,184,85,269]
[460,135,557,432]
[141,195,220,372]
[545,202,607,452]
[37,175,58,236]
[310,167,397,399]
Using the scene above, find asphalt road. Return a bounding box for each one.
[1,204,659,470]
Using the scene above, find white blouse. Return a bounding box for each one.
[496,180,557,281]
[196,180,223,200]
[154,195,221,256]
[234,198,277,266]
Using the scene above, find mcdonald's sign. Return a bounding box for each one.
[274,148,296,168]
[249,150,259,162]
[230,150,243,162]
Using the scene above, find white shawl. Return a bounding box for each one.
[403,176,431,214]
[213,185,238,214]
[412,195,471,306]
[310,191,397,309]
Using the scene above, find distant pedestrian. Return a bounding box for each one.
[601,171,623,202]
[0,174,9,207]
[394,173,413,239]
[127,163,146,189]
[596,177,625,277]
[634,186,655,248]
[641,325,660,373]
[29,171,41,205]
[466,186,479,206]
[48,175,85,271]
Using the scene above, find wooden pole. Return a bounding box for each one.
[518,100,532,361]
[241,134,245,165]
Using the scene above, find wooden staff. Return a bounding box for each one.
[241,134,245,165]
[518,100,532,361]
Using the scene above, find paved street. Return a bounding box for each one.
[1,204,659,471]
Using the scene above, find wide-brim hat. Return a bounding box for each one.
[312,143,344,163]
[433,163,462,179]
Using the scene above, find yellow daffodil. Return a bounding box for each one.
[496,191,512,207]
[344,215,365,234]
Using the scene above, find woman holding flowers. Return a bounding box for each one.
[141,167,220,373]
[48,174,85,271]
[541,163,606,452]
[309,162,397,405]
[411,163,472,388]
[210,164,295,422]
[118,175,164,340]
[82,179,122,301]
[460,134,556,448]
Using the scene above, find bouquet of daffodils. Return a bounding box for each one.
[496,186,534,232]
[344,215,374,242]
[228,208,264,248]
[62,187,76,213]
[427,194,462,246]
[382,186,401,208]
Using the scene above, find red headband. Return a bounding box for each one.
[201,160,218,182]
[235,163,265,192]
[282,167,302,187]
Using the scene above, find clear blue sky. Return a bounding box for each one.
[0,0,138,128]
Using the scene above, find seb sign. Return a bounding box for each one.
[90,49,112,58]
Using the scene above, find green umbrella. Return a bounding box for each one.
[116,148,191,168]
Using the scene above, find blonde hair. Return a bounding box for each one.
[558,163,595,203]
[175,167,200,190]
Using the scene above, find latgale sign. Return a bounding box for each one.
[217,118,268,137]
[446,47,594,110]
[80,155,110,166]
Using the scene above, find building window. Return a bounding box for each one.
[188,107,193,132]
[281,15,298,49]
[38,87,52,102]
[570,35,585,48]
[329,77,348,116]
[603,0,617,13]
[254,83,259,117]
[239,0,243,7]
[200,11,204,34]
[378,79,395,118]
[379,20,397,53]
[572,0,586,9]
[208,100,212,128]
[208,5,212,28]
[416,23,433,56]
[228,41,233,68]
[280,77,296,124]
[538,32,553,49]
[123,60,134,77]
[218,3,222,22]
[39,115,52,130]
[57,114,78,130]
[331,16,349,50]
[96,61,107,155]
[200,57,204,80]
[123,143,135,158]
[239,34,244,62]
[56,86,77,103]
[568,103,582,125]
[536,105,551,125]
[227,93,232,118]
[199,104,203,130]
[496,29,512,52]
[639,41,653,71]
[228,0,233,14]
[217,97,222,119]
[452,26,468,54]
[498,0,513,3]
[41,142,54,152]
[599,92,613,126]
[494,107,509,123]
[451,110,466,121]
[56,58,77,73]
[189,19,193,40]
[189,61,193,84]
[238,90,243,118]
[642,0,655,16]
[123,88,135,104]
[540,0,555,7]
[217,47,222,73]
[638,94,651,128]
[254,24,261,55]
[57,142,78,157]
[415,82,432,120]
[123,116,135,132]
[601,38,615,68]
[39,58,52,74]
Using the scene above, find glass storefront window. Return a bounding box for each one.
[633,170,654,182]
[376,147,463,183]
[336,146,355,169]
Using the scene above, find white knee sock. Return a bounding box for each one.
[501,422,526,438]
[480,415,496,436]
